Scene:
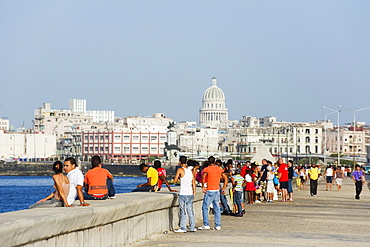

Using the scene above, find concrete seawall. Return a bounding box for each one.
[0,189,204,247]
[0,162,178,176]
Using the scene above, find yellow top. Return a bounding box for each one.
[147,167,159,186]
[308,167,320,180]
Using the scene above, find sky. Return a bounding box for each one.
[1,1,370,128]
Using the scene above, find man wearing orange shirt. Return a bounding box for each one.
[198,156,228,231]
[84,155,115,200]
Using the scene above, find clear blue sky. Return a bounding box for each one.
[1,1,370,128]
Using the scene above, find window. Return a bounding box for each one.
[305,137,310,143]
[133,135,139,141]
[95,136,98,140]
[105,135,109,141]
[151,147,157,152]
[124,147,130,152]
[315,129,319,134]
[151,136,157,141]
[95,147,98,152]
[305,129,310,134]
[133,147,139,152]
[115,135,120,141]
[142,147,148,151]
[100,147,104,152]
[124,135,130,141]
[114,147,120,152]
[105,147,109,152]
[315,137,318,143]
[85,147,88,152]
[142,136,148,140]
[160,135,166,141]
[90,136,93,140]
[90,147,93,152]
[84,136,88,141]
[100,136,104,141]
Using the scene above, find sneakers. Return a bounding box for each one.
[108,196,116,199]
[214,226,221,230]
[255,200,261,203]
[174,229,187,233]
[189,228,197,232]
[198,225,211,230]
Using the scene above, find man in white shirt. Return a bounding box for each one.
[64,157,89,206]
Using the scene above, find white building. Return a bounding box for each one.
[199,77,228,128]
[326,128,366,157]
[0,130,56,160]
[177,127,219,155]
[122,113,173,133]
[70,99,115,123]
[240,116,259,128]
[0,117,10,131]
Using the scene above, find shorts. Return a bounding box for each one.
[336,178,343,186]
[280,181,289,189]
[300,176,305,183]
[326,176,333,183]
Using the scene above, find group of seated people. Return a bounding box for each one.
[29,155,115,208]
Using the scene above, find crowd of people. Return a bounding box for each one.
[30,154,367,233]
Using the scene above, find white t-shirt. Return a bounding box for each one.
[66,167,84,205]
[325,167,333,177]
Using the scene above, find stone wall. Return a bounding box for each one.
[0,162,178,176]
[0,189,204,247]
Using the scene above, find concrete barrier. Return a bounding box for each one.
[0,189,205,247]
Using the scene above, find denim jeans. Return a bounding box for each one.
[219,187,231,213]
[179,195,195,231]
[234,191,243,214]
[202,190,221,227]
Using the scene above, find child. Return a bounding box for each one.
[231,169,245,216]
[266,166,275,203]
[245,169,256,204]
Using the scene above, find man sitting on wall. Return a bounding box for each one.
[84,155,116,200]
[132,163,159,192]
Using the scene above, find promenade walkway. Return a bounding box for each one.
[132,178,370,247]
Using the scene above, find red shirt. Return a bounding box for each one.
[278,163,289,182]
[240,166,248,178]
[157,167,166,188]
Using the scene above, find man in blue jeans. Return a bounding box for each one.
[198,156,228,231]
[173,156,196,233]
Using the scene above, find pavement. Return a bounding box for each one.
[131,178,370,247]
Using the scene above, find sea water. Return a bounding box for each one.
[0,176,148,213]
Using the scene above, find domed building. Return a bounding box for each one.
[199,77,228,128]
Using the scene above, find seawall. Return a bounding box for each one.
[0,162,178,176]
[0,189,204,247]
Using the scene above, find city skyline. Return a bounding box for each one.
[1,1,370,128]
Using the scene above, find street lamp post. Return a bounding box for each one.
[322,106,341,167]
[338,105,370,168]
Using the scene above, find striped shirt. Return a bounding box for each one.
[232,174,244,192]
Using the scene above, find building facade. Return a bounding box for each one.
[0,117,9,131]
[0,130,56,160]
